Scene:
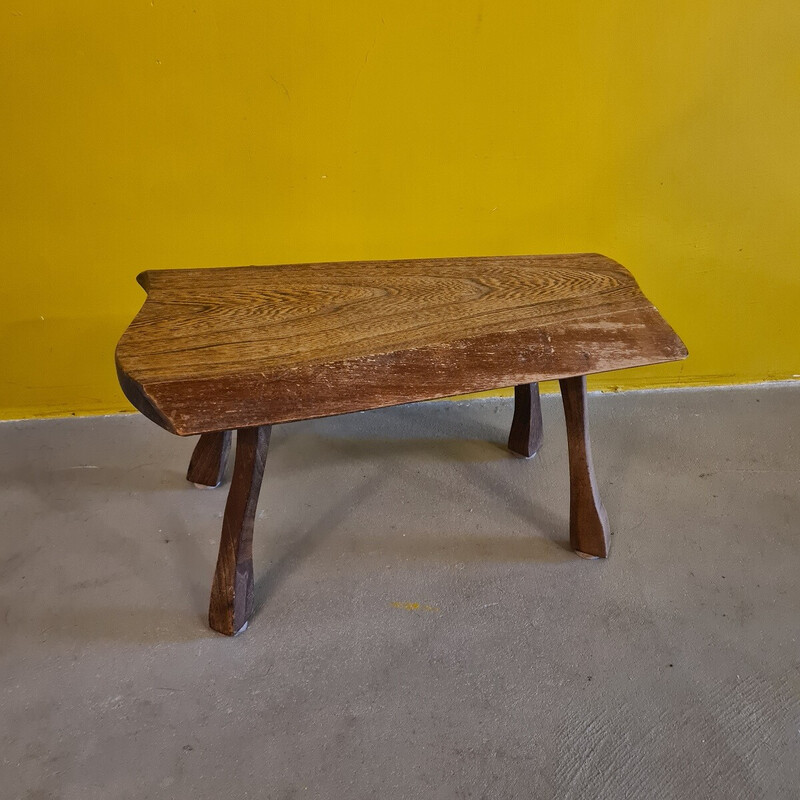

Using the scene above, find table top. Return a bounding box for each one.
[116,254,687,435]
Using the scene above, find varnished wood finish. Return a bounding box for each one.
[208,426,271,636]
[559,376,610,558]
[508,383,544,458]
[187,430,231,487]
[115,254,687,435]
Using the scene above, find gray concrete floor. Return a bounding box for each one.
[1,385,799,799]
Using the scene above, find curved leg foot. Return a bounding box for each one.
[508,383,544,458]
[559,376,610,558]
[187,431,232,488]
[209,426,271,635]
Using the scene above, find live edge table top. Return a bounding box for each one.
[116,254,687,436]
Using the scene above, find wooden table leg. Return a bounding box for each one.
[559,376,610,558]
[208,426,271,635]
[187,431,232,488]
[508,382,544,458]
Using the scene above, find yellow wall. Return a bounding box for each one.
[2,1,798,420]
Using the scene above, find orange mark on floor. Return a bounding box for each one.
[391,601,439,612]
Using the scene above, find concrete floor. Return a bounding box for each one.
[1,385,799,799]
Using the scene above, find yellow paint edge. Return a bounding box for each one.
[1,373,797,423]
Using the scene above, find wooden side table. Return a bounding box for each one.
[116,254,687,635]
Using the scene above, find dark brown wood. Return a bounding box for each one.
[508,383,544,458]
[187,431,231,487]
[559,375,610,558]
[115,254,688,435]
[208,426,271,636]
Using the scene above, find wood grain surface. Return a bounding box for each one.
[116,254,687,435]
